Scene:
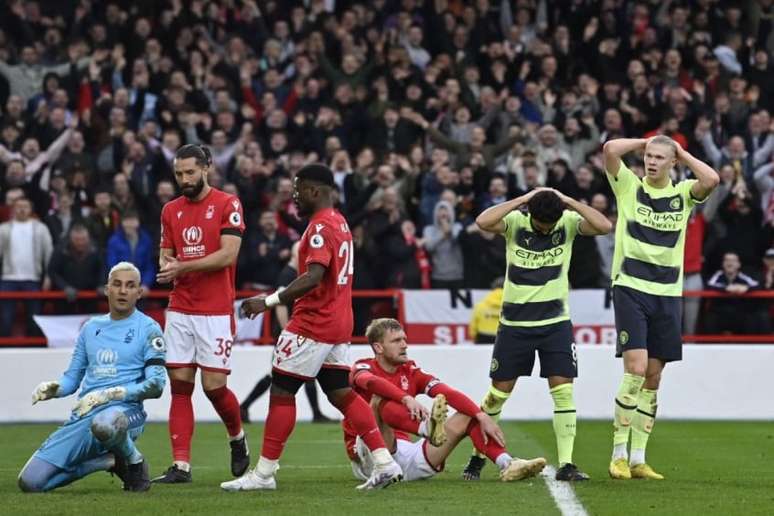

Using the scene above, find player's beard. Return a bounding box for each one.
[182,177,205,199]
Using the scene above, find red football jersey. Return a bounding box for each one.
[286,207,353,343]
[160,187,245,315]
[351,358,440,403]
[351,358,440,441]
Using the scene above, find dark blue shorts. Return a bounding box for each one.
[489,320,577,380]
[612,285,683,362]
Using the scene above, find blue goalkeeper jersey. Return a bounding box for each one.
[57,309,166,405]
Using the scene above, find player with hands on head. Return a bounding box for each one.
[462,186,612,482]
[19,262,166,493]
[345,318,547,483]
[222,164,403,492]
[602,135,719,481]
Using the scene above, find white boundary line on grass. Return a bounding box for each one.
[541,466,589,516]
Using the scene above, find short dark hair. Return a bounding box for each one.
[528,190,564,224]
[175,144,212,168]
[296,163,335,188]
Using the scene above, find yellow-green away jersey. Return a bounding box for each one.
[607,163,704,297]
[501,209,583,327]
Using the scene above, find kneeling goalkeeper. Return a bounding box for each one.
[18,262,166,492]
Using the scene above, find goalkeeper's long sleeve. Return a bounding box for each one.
[122,365,167,402]
[351,370,408,403]
[428,383,482,418]
[57,332,88,397]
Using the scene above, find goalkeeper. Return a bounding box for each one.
[18,262,166,493]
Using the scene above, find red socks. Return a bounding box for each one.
[333,390,386,451]
[341,419,359,461]
[204,385,242,438]
[261,394,297,460]
[169,380,195,462]
[467,419,507,462]
[379,400,420,434]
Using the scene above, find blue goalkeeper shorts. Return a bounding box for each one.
[34,403,146,470]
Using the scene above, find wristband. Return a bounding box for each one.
[265,291,281,307]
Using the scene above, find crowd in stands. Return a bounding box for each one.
[0,0,772,335]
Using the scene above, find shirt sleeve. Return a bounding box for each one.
[305,223,334,268]
[412,365,440,395]
[220,196,245,237]
[607,162,638,197]
[159,205,173,250]
[57,327,89,397]
[681,179,706,207]
[502,210,523,243]
[564,210,583,240]
[123,321,167,402]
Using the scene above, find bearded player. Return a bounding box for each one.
[345,318,546,483]
[152,144,249,483]
[221,164,403,491]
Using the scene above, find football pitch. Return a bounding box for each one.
[1,421,771,516]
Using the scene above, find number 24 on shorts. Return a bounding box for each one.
[214,338,233,357]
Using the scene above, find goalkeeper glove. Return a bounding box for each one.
[32,381,60,405]
[73,387,127,417]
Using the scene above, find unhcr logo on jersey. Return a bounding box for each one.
[94,348,118,378]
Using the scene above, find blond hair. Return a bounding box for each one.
[365,318,403,345]
[647,135,678,157]
[108,261,141,283]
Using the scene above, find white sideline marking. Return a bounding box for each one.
[541,466,589,516]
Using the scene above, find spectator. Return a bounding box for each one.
[84,189,120,252]
[48,224,103,314]
[105,211,155,291]
[705,252,769,334]
[683,209,707,335]
[44,190,80,247]
[422,200,464,289]
[242,210,292,288]
[0,197,53,336]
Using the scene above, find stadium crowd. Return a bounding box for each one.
[0,0,772,336]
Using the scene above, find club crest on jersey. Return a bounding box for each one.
[95,348,118,377]
[124,328,135,344]
[400,375,409,391]
[205,204,215,219]
[310,234,324,248]
[182,226,206,257]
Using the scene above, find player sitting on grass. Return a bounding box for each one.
[344,318,546,482]
[17,262,166,493]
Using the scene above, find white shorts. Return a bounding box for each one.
[272,330,350,380]
[393,438,439,481]
[356,436,438,482]
[164,311,235,373]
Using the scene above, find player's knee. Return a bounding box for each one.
[625,362,647,377]
[91,409,128,443]
[201,372,227,391]
[644,371,662,390]
[18,465,47,493]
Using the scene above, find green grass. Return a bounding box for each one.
[2,421,772,515]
